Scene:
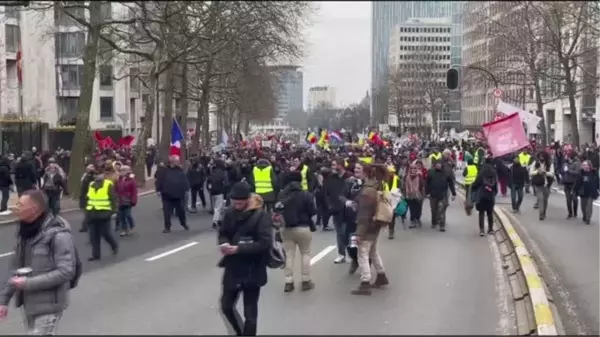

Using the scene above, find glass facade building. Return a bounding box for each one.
[371,1,453,124]
[444,1,465,128]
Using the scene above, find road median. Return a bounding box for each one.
[455,179,561,335]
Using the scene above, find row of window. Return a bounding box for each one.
[398,36,451,43]
[396,45,450,53]
[53,3,112,27]
[58,64,114,89]
[399,27,451,34]
[60,96,115,120]
[393,54,451,62]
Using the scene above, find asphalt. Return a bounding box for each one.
[0,194,216,284]
[0,199,512,335]
[455,173,600,335]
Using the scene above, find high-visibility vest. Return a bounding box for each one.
[464,165,478,185]
[383,175,399,192]
[86,180,113,211]
[518,153,531,167]
[253,166,273,194]
[359,157,373,164]
[300,165,309,191]
[429,152,442,162]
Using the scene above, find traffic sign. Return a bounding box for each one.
[493,89,502,98]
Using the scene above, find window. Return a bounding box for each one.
[55,32,85,58]
[59,65,85,90]
[98,37,113,59]
[100,2,112,21]
[4,6,18,19]
[5,25,19,52]
[54,4,85,26]
[130,67,140,91]
[99,97,114,119]
[60,97,79,118]
[99,65,113,87]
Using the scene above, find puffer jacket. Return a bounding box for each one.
[355,179,383,242]
[0,214,76,316]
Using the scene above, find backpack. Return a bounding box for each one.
[479,177,496,201]
[374,191,394,225]
[48,231,82,289]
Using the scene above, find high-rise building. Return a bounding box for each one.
[307,86,336,112]
[271,65,303,120]
[448,1,465,128]
[388,18,451,135]
[371,1,452,124]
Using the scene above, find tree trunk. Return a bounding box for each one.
[533,77,548,146]
[160,66,175,155]
[67,2,101,199]
[192,58,213,153]
[179,62,189,165]
[562,60,581,146]
[133,73,157,186]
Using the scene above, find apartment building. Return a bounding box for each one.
[461,2,528,129]
[307,85,336,112]
[387,18,452,135]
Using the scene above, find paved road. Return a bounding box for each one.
[455,174,600,335]
[0,195,215,284]
[0,200,513,335]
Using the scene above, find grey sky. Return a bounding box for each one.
[302,1,371,109]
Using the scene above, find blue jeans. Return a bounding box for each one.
[118,206,135,231]
[332,213,349,256]
[510,187,524,211]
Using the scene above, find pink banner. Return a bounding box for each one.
[482,113,528,157]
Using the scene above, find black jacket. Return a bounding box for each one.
[0,160,12,188]
[574,169,600,199]
[14,159,37,190]
[186,165,205,187]
[157,166,190,200]
[207,168,228,196]
[324,171,352,214]
[426,167,456,199]
[509,163,528,188]
[218,202,272,290]
[277,182,316,228]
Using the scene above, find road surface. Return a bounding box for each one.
[0,197,512,335]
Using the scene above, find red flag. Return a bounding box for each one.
[16,42,22,86]
[482,113,528,157]
[118,135,135,148]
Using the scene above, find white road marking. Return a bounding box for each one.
[0,251,14,258]
[145,242,199,261]
[310,245,336,265]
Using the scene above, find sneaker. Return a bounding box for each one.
[284,283,294,293]
[348,260,359,275]
[301,281,314,292]
[351,281,372,295]
[333,255,346,264]
[487,229,494,235]
[479,231,485,237]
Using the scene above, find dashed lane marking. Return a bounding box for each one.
[310,245,336,265]
[145,241,199,261]
[0,251,14,258]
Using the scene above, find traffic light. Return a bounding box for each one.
[446,68,459,90]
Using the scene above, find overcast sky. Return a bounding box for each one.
[302,1,371,109]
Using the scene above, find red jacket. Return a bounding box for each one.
[115,176,138,206]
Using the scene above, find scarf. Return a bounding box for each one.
[18,212,47,239]
[404,172,422,199]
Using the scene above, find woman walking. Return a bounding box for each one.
[471,158,498,236]
[401,163,426,228]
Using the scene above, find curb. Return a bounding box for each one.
[456,180,559,335]
[0,190,156,225]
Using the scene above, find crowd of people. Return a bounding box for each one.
[0,137,598,335]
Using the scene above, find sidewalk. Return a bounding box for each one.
[0,169,157,224]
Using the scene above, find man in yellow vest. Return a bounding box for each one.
[250,157,278,212]
[292,156,312,191]
[384,166,401,239]
[86,170,119,261]
[518,149,532,193]
[461,158,478,215]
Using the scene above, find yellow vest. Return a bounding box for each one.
[359,157,373,164]
[473,147,484,164]
[518,153,531,167]
[383,175,399,192]
[253,166,273,194]
[86,180,113,211]
[464,165,478,185]
[300,165,309,191]
[429,152,442,162]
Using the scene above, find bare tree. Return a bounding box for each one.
[387,66,407,133]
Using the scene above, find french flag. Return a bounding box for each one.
[330,131,342,142]
[169,118,184,156]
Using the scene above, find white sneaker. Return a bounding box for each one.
[0,210,12,216]
[333,255,346,264]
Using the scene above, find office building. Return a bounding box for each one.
[372,1,452,124]
[307,86,336,112]
[388,18,451,135]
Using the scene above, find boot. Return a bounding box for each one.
[351,281,372,295]
[284,283,294,293]
[301,281,314,292]
[372,273,389,288]
[348,260,359,275]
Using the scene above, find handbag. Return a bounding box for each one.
[394,199,408,217]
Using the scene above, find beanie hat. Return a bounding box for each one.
[283,171,302,186]
[229,182,251,200]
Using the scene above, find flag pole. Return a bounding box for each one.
[17,14,23,119]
